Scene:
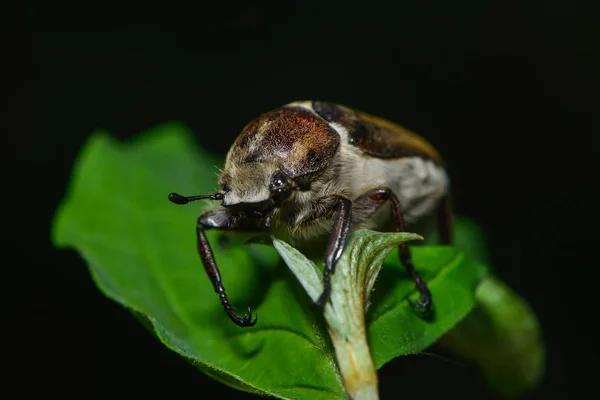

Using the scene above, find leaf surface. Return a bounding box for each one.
[52,124,487,399]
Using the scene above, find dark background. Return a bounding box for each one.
[4,0,598,398]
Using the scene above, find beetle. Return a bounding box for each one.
[169,101,452,327]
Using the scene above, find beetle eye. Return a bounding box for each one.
[269,171,288,190]
[271,187,292,204]
[269,171,293,205]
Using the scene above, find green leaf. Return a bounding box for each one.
[52,123,487,399]
[370,244,487,367]
[433,217,545,397]
[273,229,487,367]
[440,275,545,398]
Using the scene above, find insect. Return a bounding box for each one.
[169,101,452,327]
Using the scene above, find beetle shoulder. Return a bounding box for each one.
[308,101,442,163]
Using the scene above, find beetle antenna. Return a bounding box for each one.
[168,192,224,205]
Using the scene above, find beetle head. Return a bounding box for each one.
[218,162,298,212]
[169,104,339,213]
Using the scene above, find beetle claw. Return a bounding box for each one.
[227,306,257,327]
[408,293,433,314]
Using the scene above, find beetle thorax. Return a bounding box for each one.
[217,105,341,210]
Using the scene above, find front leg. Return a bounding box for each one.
[197,209,269,327]
[315,195,353,306]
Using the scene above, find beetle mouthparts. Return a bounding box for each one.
[168,192,224,205]
[222,198,274,213]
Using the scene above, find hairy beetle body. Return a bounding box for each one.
[220,101,448,239]
[169,101,452,327]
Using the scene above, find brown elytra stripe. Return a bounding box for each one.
[312,101,443,163]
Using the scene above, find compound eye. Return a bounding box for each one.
[271,187,292,204]
[270,171,288,190]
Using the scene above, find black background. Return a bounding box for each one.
[4,0,598,399]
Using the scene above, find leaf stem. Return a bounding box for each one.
[273,230,422,400]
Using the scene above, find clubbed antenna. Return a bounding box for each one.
[168,192,224,205]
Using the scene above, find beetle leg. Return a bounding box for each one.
[197,209,267,327]
[353,187,433,311]
[316,195,353,307]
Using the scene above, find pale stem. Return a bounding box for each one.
[273,231,421,400]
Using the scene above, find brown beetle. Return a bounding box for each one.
[169,101,452,327]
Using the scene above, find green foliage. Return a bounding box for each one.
[52,123,540,399]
